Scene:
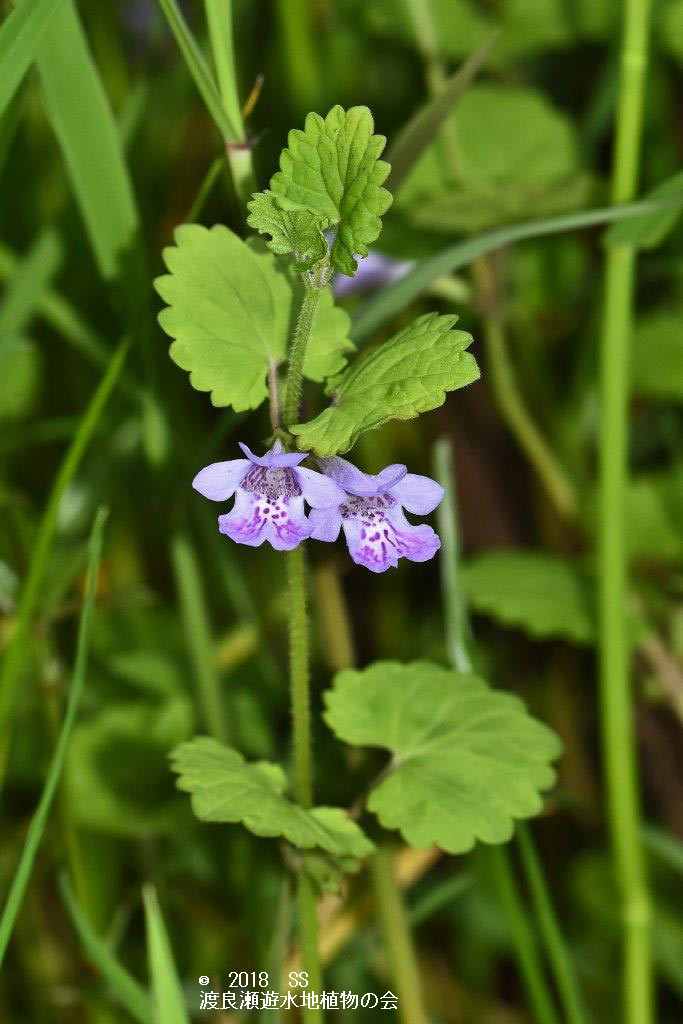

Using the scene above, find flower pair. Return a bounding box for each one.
[192,441,444,573]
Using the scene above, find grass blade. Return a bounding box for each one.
[0,227,62,335]
[36,0,139,280]
[0,335,131,763]
[142,886,190,1024]
[155,0,237,141]
[0,0,61,120]
[60,876,153,1024]
[351,195,683,342]
[516,824,591,1024]
[386,33,498,194]
[0,508,108,968]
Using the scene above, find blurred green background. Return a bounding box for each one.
[0,0,682,1021]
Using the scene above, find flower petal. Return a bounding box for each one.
[193,460,249,501]
[218,490,311,550]
[295,467,345,509]
[239,440,307,468]
[309,506,343,543]
[342,517,400,573]
[342,506,441,572]
[390,473,445,515]
[318,456,407,497]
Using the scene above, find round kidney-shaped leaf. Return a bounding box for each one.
[324,661,562,854]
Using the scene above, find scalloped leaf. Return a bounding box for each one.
[463,550,595,644]
[155,225,353,408]
[292,312,478,455]
[270,105,392,277]
[324,661,561,854]
[246,190,329,270]
[170,737,374,859]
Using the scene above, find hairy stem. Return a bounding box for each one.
[283,282,321,430]
[287,545,312,809]
[598,0,654,1020]
[284,279,323,1015]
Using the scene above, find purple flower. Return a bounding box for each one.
[309,457,444,573]
[193,441,345,551]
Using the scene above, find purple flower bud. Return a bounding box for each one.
[193,440,345,551]
[309,456,444,573]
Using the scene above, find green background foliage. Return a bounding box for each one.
[0,0,681,1022]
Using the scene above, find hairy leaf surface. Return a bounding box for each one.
[270,106,392,276]
[247,190,329,270]
[292,313,478,455]
[171,737,374,858]
[155,225,353,409]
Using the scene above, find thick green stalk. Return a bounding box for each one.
[283,283,321,431]
[0,336,130,775]
[598,0,654,1020]
[371,847,429,1024]
[171,528,228,742]
[203,0,256,206]
[516,824,590,1024]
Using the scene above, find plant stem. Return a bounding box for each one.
[171,527,228,743]
[274,0,319,113]
[283,282,321,431]
[203,0,256,207]
[489,846,560,1024]
[472,257,578,521]
[287,545,312,809]
[371,846,429,1024]
[516,823,590,1024]
[598,0,654,1019]
[0,336,130,785]
[284,280,324,1016]
[434,438,563,1024]
[433,437,474,672]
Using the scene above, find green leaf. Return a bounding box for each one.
[324,661,562,854]
[0,0,61,121]
[247,239,354,384]
[36,0,139,280]
[247,190,329,270]
[632,310,683,399]
[143,886,189,1024]
[385,33,497,194]
[292,312,478,455]
[463,551,595,645]
[605,172,683,249]
[397,84,585,232]
[170,737,374,860]
[270,105,392,277]
[156,226,354,409]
